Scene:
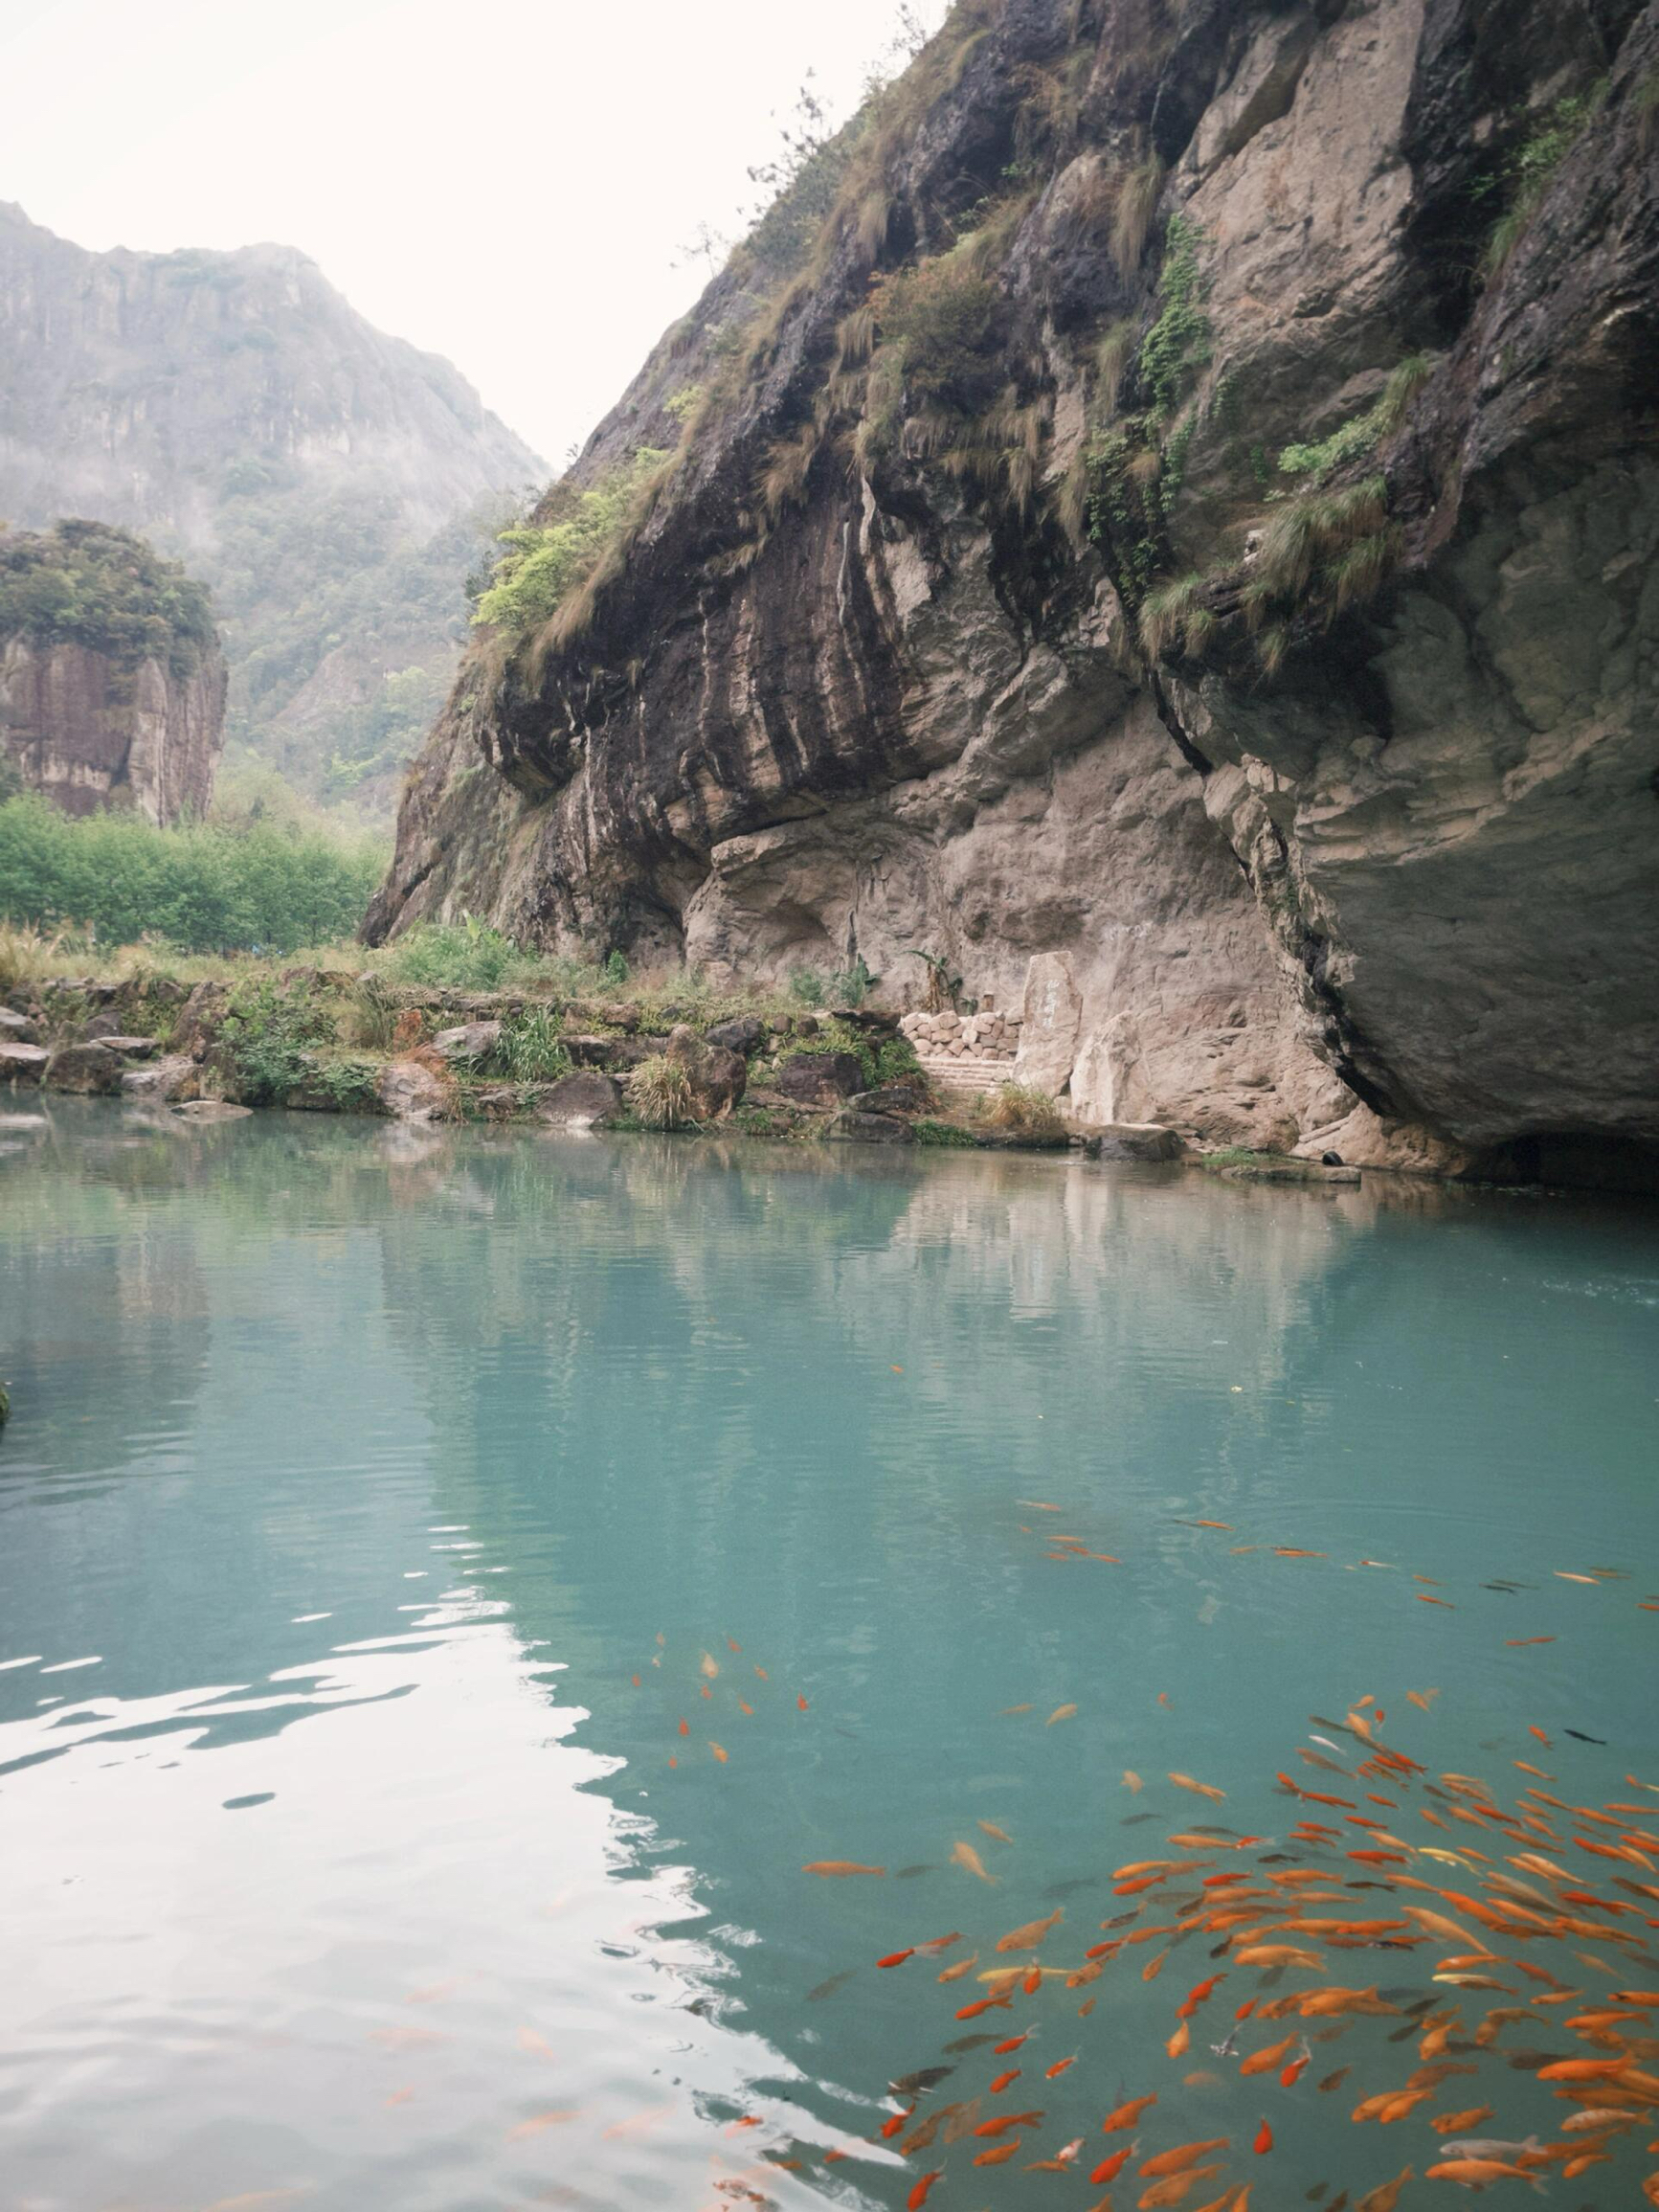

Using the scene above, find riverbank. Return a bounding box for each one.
[0,954,1385,1185]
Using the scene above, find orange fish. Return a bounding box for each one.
[973,2138,1023,2165]
[951,1840,997,1884]
[709,1742,728,1763]
[1431,2108,1494,2135]
[1253,2120,1273,2155]
[997,1908,1063,1953]
[1048,1704,1078,1727]
[989,2068,1020,2093]
[1140,2138,1231,2178]
[907,2172,943,2210]
[1171,1773,1226,1802]
[937,1952,977,1983]
[978,1820,1014,1844]
[1138,2169,1223,2209]
[1426,2160,1541,2188]
[802,1862,884,1877]
[1124,1770,1145,1793]
[975,2110,1043,2138]
[876,1950,913,1969]
[1103,2093,1158,2132]
[1091,2140,1139,2184]
[1046,2057,1076,2079]
[1239,2034,1297,2078]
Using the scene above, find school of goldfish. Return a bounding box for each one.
[643,1509,1659,2209]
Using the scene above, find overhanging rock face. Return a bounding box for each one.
[369,0,1659,1177]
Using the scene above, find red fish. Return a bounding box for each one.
[907,2174,943,2211]
[1254,2120,1274,2155]
[877,1950,914,1970]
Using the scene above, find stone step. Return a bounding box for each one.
[915,1052,1014,1100]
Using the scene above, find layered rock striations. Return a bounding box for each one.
[370,0,1659,1177]
[0,521,225,822]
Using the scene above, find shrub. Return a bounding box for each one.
[381,916,533,991]
[218,978,332,1105]
[308,1056,382,1114]
[914,1117,977,1147]
[788,966,827,1007]
[471,448,674,642]
[338,978,400,1050]
[493,1008,571,1082]
[628,1054,697,1130]
[975,1082,1065,1140]
[1481,83,1606,276]
[873,1033,926,1088]
[602,949,630,986]
[1278,356,1432,483]
[867,248,1006,411]
[0,794,386,953]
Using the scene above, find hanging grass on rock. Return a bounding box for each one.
[628,1055,697,1131]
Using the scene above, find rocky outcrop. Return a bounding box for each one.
[373,0,1657,1180]
[0,633,224,823]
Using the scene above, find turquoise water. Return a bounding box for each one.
[1,1099,1656,2212]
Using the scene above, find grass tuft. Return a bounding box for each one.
[975,1082,1066,1140]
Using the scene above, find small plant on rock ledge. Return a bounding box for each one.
[975,1082,1065,1141]
[628,1055,697,1131]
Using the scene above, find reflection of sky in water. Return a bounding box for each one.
[0,1099,1656,2209]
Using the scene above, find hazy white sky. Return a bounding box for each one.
[2,0,950,469]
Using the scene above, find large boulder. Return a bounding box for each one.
[96,1035,159,1060]
[666,1026,746,1118]
[0,1007,39,1042]
[565,1032,665,1071]
[826,1109,914,1144]
[45,1042,123,1095]
[774,1050,866,1106]
[849,1083,923,1116]
[122,1053,195,1102]
[705,1015,766,1056]
[429,1020,502,1066]
[172,982,230,1059]
[537,1072,623,1127]
[1013,953,1083,1095]
[0,1040,49,1085]
[1080,1122,1187,1162]
[376,1058,451,1121]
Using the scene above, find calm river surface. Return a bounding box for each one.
[1,1101,1656,2212]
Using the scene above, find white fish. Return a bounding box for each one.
[1438,2135,1543,2163]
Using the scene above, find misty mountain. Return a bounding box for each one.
[0,200,545,805]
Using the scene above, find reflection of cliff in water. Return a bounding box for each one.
[360,1123,1492,2133]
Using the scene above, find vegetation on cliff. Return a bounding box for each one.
[0,521,216,682]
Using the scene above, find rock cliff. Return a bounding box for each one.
[0,521,225,822]
[0,204,543,799]
[370,0,1659,1179]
